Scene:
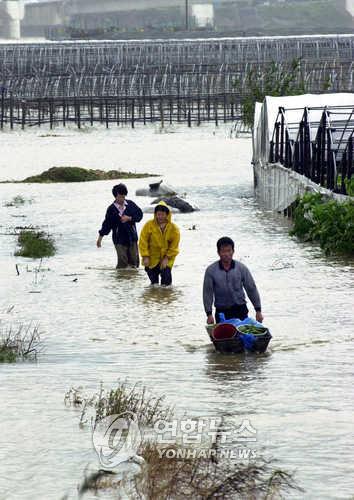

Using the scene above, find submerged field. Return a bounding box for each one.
[0,123,353,499]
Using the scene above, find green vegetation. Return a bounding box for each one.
[15,230,56,258]
[20,166,158,183]
[290,192,354,255]
[345,177,354,197]
[235,59,309,129]
[0,324,41,363]
[235,55,335,129]
[237,325,268,336]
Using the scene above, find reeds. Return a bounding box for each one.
[136,441,300,499]
[65,381,174,428]
[0,323,41,362]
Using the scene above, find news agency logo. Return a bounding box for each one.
[92,412,142,469]
[92,414,257,468]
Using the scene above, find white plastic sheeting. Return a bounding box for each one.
[252,93,354,211]
[253,93,354,165]
[254,161,348,212]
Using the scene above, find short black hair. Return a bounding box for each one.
[217,237,234,251]
[154,204,170,214]
[112,183,128,197]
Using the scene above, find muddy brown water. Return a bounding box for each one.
[0,124,353,499]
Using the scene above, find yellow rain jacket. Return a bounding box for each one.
[139,201,180,269]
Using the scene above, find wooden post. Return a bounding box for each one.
[21,100,26,130]
[77,99,81,129]
[10,93,14,130]
[142,96,146,125]
[0,87,4,129]
[105,99,109,129]
[131,98,135,128]
[38,99,41,127]
[150,97,153,123]
[197,95,201,126]
[63,99,66,127]
[214,98,218,127]
[49,99,54,130]
[223,93,227,123]
[160,98,164,129]
[89,98,94,126]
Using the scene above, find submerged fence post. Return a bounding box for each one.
[9,92,14,130]
[0,87,5,129]
[159,98,164,128]
[131,98,135,128]
[214,97,218,127]
[21,100,26,130]
[63,99,66,127]
[105,98,109,129]
[77,98,81,129]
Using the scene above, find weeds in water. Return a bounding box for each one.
[135,441,301,499]
[15,230,56,258]
[78,439,302,499]
[4,195,28,207]
[0,323,41,362]
[65,381,174,428]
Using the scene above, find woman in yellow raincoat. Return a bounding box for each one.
[139,201,180,286]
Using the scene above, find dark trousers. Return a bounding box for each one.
[145,265,172,286]
[215,303,248,323]
[115,242,139,268]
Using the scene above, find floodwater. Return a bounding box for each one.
[0,123,353,499]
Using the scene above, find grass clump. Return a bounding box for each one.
[21,166,158,183]
[0,323,41,362]
[79,441,301,499]
[15,230,56,258]
[290,192,354,255]
[4,195,27,207]
[65,381,173,428]
[135,442,300,499]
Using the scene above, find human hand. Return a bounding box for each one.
[160,256,169,269]
[256,311,264,323]
[143,256,150,267]
[120,215,131,223]
[96,236,102,248]
[207,315,215,325]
